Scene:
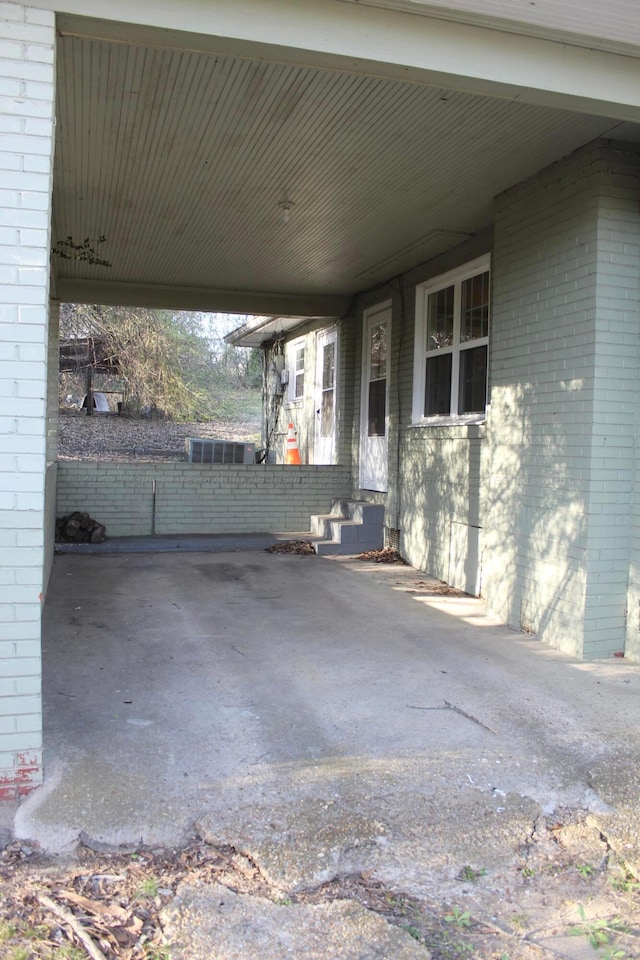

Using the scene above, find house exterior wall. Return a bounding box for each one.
[485,141,640,659]
[43,297,58,595]
[0,0,55,798]
[350,235,491,587]
[263,318,352,467]
[56,462,352,537]
[284,142,639,660]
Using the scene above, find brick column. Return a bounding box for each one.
[0,2,55,798]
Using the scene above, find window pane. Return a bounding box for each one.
[368,378,386,436]
[425,353,452,416]
[458,344,487,414]
[427,285,454,349]
[461,271,489,342]
[321,389,334,436]
[322,343,335,390]
[370,322,387,380]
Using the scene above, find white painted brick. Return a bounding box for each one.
[0,168,49,191]
[0,206,47,227]
[0,3,26,22]
[17,227,47,246]
[23,153,49,172]
[24,8,54,27]
[23,80,53,101]
[0,264,17,282]
[0,95,52,119]
[0,21,54,44]
[0,150,22,169]
[23,117,52,136]
[18,190,49,209]
[17,304,46,323]
[0,77,23,96]
[0,283,46,303]
[0,59,53,83]
[25,44,54,64]
[0,133,51,157]
[0,39,22,60]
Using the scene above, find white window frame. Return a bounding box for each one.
[287,337,306,402]
[412,254,490,425]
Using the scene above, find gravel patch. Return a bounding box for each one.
[57,411,261,462]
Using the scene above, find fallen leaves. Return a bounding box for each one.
[356,547,407,564]
[265,540,316,555]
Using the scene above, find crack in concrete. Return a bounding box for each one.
[405,699,497,734]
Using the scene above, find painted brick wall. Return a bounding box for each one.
[56,462,353,537]
[349,235,492,588]
[0,1,55,798]
[484,141,640,659]
[585,147,640,658]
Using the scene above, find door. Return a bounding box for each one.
[314,328,337,464]
[359,303,390,491]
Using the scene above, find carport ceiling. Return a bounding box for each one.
[52,25,634,314]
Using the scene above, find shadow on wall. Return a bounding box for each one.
[482,379,591,659]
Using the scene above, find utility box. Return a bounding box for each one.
[185,438,256,464]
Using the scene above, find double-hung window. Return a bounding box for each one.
[412,255,490,422]
[288,338,305,402]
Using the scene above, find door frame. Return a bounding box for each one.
[359,300,391,492]
[314,325,338,464]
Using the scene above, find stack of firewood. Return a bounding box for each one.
[56,511,107,543]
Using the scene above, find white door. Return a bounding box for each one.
[359,303,390,491]
[314,328,337,464]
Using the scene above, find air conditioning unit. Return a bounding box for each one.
[185,438,256,465]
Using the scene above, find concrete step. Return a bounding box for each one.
[309,498,384,556]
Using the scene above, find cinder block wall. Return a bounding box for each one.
[56,462,353,537]
[485,141,640,659]
[0,1,55,798]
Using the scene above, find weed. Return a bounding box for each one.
[56,947,85,959]
[576,863,596,879]
[569,904,627,949]
[458,865,486,883]
[600,949,631,960]
[521,866,535,878]
[402,924,423,942]
[136,876,160,899]
[510,912,528,931]
[0,922,17,942]
[143,947,172,960]
[609,868,640,894]
[23,923,50,940]
[273,897,292,906]
[8,948,31,960]
[444,907,472,928]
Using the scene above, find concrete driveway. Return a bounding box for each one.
[14,547,640,940]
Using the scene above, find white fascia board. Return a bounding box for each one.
[225,316,314,348]
[344,1,640,59]
[56,278,350,318]
[42,0,640,122]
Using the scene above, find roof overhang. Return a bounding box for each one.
[44,0,640,314]
[225,315,326,348]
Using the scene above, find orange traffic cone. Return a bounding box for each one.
[285,422,301,464]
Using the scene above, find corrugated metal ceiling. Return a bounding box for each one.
[52,34,631,310]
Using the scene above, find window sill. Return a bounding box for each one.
[408,415,486,438]
[411,414,486,428]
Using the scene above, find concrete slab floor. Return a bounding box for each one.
[12,550,640,907]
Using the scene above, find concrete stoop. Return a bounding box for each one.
[310,498,384,555]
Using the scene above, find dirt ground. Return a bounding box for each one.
[2,818,640,960]
[57,410,261,462]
